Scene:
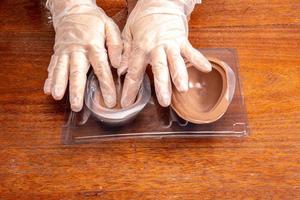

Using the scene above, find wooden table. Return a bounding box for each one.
[1,0,299,199]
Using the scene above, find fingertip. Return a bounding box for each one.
[70,96,83,112]
[158,94,171,107]
[43,79,51,95]
[121,97,133,108]
[51,85,64,100]
[181,41,212,73]
[203,60,212,72]
[193,59,212,73]
[103,93,117,108]
[177,81,189,92]
[71,105,82,113]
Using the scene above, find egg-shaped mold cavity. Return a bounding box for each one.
[171,57,236,124]
[85,72,151,126]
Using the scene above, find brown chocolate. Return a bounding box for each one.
[171,57,235,124]
[93,74,123,110]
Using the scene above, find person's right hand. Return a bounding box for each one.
[119,0,211,108]
[44,0,122,112]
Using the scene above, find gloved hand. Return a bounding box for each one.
[119,0,212,108]
[44,0,122,112]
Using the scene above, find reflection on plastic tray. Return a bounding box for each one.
[61,48,249,144]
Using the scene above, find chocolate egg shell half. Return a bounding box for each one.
[85,72,151,126]
[171,57,236,124]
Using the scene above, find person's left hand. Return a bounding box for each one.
[44,0,123,112]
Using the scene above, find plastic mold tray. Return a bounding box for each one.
[61,48,249,144]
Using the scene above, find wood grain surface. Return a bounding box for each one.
[0,0,300,199]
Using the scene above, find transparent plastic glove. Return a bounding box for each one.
[119,0,212,108]
[44,0,122,112]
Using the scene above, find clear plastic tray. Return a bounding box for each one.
[61,48,249,144]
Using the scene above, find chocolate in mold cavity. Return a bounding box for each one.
[171,57,235,124]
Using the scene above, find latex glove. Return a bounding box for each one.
[44,0,122,112]
[119,0,212,108]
